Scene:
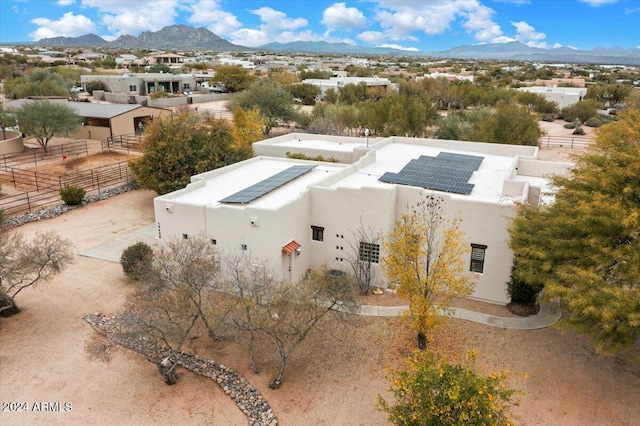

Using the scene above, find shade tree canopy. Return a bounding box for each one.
[509,108,640,353]
[12,100,82,151]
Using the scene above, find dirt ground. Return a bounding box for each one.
[1,189,639,426]
[1,124,639,426]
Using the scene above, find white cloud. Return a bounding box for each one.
[80,0,178,37]
[184,0,242,36]
[371,0,508,44]
[57,0,76,5]
[322,3,366,32]
[29,12,96,40]
[357,30,386,45]
[511,20,547,47]
[11,5,19,13]
[229,6,311,47]
[378,43,419,51]
[552,42,563,48]
[578,0,618,6]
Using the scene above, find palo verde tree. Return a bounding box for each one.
[12,100,82,151]
[231,106,263,156]
[130,110,247,195]
[0,103,17,140]
[231,78,297,135]
[211,64,253,93]
[0,229,73,316]
[509,108,640,354]
[377,350,519,426]
[383,195,475,350]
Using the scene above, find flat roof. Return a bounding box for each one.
[5,99,143,119]
[166,158,345,210]
[329,141,515,202]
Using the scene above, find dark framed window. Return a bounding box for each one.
[359,242,380,264]
[211,239,217,245]
[241,244,247,251]
[311,225,324,242]
[182,233,188,239]
[470,244,487,273]
[129,85,137,91]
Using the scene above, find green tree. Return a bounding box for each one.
[84,80,108,95]
[288,83,320,105]
[377,350,519,426]
[515,91,559,114]
[211,65,253,93]
[13,100,82,151]
[232,79,296,135]
[509,108,640,353]
[4,69,71,98]
[0,103,18,140]
[561,100,599,124]
[383,196,475,349]
[473,100,542,146]
[130,111,246,194]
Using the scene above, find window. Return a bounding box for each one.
[470,244,487,273]
[211,239,217,245]
[182,233,188,239]
[311,225,324,242]
[359,242,380,264]
[129,85,137,92]
[241,244,247,251]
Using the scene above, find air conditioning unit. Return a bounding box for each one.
[250,217,259,227]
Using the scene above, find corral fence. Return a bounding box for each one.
[104,134,142,153]
[0,138,137,217]
[539,136,590,150]
[0,140,89,171]
[0,160,133,217]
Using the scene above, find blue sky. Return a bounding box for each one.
[1,0,639,51]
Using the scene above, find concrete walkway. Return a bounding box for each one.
[356,301,562,330]
[79,224,561,331]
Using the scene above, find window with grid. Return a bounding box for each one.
[470,244,487,273]
[359,242,380,264]
[311,225,324,242]
[129,85,137,91]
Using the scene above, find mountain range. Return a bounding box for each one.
[36,25,640,66]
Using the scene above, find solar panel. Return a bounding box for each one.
[220,164,316,204]
[378,152,483,195]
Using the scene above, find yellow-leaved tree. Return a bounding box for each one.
[383,195,475,349]
[232,106,264,156]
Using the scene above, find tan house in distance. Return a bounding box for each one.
[6,99,170,140]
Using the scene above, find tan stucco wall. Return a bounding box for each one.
[0,130,24,155]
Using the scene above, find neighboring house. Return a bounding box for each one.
[147,53,185,65]
[517,86,588,109]
[115,54,140,67]
[153,133,571,305]
[419,71,475,82]
[80,73,197,95]
[301,76,398,100]
[5,99,170,140]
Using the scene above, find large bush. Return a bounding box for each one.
[120,242,154,280]
[378,350,519,426]
[60,185,86,206]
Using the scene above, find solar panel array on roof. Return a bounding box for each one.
[378,152,484,195]
[219,164,316,204]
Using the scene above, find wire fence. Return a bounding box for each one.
[539,136,590,150]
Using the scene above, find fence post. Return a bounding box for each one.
[85,140,88,156]
[34,171,39,192]
[26,192,32,213]
[91,169,95,188]
[571,138,574,149]
[59,176,63,191]
[97,175,101,194]
[11,169,16,189]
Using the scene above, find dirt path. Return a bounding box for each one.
[1,189,639,426]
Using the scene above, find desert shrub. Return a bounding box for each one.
[541,114,555,122]
[60,185,86,206]
[563,122,576,129]
[150,90,169,99]
[378,350,519,426]
[84,80,107,95]
[573,126,585,135]
[585,116,603,128]
[507,275,540,306]
[120,242,154,281]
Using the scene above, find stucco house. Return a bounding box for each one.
[153,134,571,305]
[517,86,588,109]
